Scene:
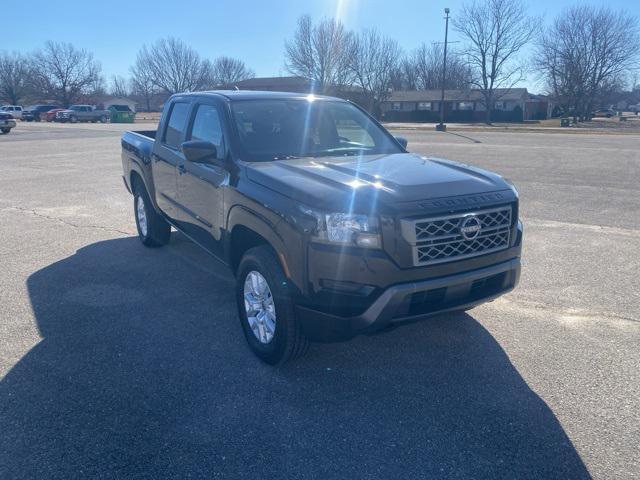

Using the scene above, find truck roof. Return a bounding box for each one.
[174,90,347,102]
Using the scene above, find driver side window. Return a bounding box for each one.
[189,104,223,158]
[333,115,375,147]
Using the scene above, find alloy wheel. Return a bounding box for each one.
[243,271,276,344]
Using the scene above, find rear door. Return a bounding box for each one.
[151,100,192,220]
[81,106,92,121]
[175,100,228,256]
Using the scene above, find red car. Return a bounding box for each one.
[42,108,66,122]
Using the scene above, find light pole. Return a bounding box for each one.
[436,7,450,132]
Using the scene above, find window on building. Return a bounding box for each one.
[417,102,432,111]
[163,102,190,149]
[391,102,402,111]
[458,102,474,111]
[494,101,505,110]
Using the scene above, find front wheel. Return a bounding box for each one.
[70,116,78,123]
[100,115,108,123]
[133,187,170,247]
[236,246,309,364]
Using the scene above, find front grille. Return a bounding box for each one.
[401,206,512,266]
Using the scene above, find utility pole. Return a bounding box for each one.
[436,7,450,132]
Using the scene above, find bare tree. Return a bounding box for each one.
[409,43,473,90]
[211,56,254,86]
[349,29,402,116]
[284,15,354,93]
[130,60,158,112]
[134,37,213,94]
[0,52,31,105]
[537,6,639,121]
[396,58,419,90]
[454,0,538,123]
[110,75,130,97]
[30,41,101,107]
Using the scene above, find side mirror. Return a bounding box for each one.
[181,140,218,165]
[395,136,408,149]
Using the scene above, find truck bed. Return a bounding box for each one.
[131,130,157,140]
[122,130,157,166]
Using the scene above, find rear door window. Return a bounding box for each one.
[163,102,190,149]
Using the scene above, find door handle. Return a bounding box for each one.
[178,164,186,175]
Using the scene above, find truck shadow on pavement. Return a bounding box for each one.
[1,235,591,479]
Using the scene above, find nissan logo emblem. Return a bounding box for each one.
[460,215,482,241]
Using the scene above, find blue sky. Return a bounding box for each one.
[6,0,639,92]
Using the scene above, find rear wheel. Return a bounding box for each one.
[0,128,10,134]
[236,246,308,364]
[133,185,170,247]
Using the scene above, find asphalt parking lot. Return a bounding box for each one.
[1,121,639,479]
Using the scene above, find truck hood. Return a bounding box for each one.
[245,153,511,213]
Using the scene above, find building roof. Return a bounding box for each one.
[387,88,529,103]
[94,95,137,105]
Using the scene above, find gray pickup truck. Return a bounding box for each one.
[121,91,523,364]
[55,105,110,123]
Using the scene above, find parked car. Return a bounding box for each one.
[593,108,616,118]
[22,104,62,122]
[0,105,23,119]
[55,105,110,123]
[121,91,523,364]
[42,108,66,122]
[628,104,640,114]
[0,111,17,133]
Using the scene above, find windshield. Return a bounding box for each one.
[230,99,402,161]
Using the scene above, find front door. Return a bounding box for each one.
[152,101,192,220]
[176,102,228,257]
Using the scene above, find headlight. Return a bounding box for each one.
[300,207,381,248]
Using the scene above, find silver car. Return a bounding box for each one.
[0,105,23,119]
[0,111,17,133]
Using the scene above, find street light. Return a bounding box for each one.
[436,7,450,132]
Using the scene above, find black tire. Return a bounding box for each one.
[1,128,10,134]
[100,115,108,123]
[70,115,78,123]
[236,246,309,364]
[133,184,170,247]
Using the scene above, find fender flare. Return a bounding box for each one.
[128,159,161,214]
[225,205,291,275]
[226,205,287,254]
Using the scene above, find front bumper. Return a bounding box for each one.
[297,257,520,341]
[0,119,16,129]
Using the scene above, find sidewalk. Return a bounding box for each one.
[382,117,640,135]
